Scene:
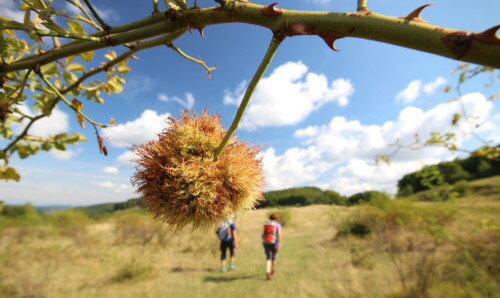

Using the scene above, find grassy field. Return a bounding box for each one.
[0,176,499,297]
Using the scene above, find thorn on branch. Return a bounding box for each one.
[319,28,355,51]
[473,25,500,44]
[197,27,206,39]
[261,3,282,16]
[400,4,432,23]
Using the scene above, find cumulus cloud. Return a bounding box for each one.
[101,109,169,148]
[424,76,447,94]
[50,149,77,160]
[12,105,70,138]
[158,92,195,109]
[264,92,496,194]
[92,181,132,193]
[395,80,422,104]
[0,1,24,22]
[102,166,119,175]
[396,77,448,104]
[117,150,138,168]
[224,61,354,130]
[65,3,120,22]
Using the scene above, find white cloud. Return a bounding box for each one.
[224,61,354,130]
[395,80,422,104]
[50,149,77,160]
[102,166,119,174]
[158,92,195,109]
[263,92,496,194]
[117,150,138,168]
[92,181,132,193]
[0,1,24,22]
[321,159,440,196]
[13,105,70,138]
[101,109,170,148]
[65,3,120,22]
[424,76,447,94]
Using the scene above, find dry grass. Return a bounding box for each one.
[0,177,498,297]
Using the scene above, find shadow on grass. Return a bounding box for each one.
[170,267,215,273]
[204,275,261,283]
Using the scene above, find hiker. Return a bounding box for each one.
[216,217,239,272]
[262,213,282,280]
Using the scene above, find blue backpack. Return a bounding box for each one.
[217,222,232,241]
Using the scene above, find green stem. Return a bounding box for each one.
[37,73,103,128]
[63,31,186,92]
[214,35,283,157]
[82,0,110,30]
[357,0,368,11]
[34,29,104,42]
[153,0,160,12]
[167,43,216,77]
[6,69,32,101]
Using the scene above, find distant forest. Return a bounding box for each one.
[397,149,500,196]
[2,148,498,217]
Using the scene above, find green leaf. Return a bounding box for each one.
[80,51,94,62]
[66,20,85,34]
[41,142,52,151]
[41,63,58,76]
[116,65,131,75]
[17,146,30,159]
[67,63,84,72]
[41,21,67,34]
[63,71,78,84]
[0,166,20,182]
[54,141,67,151]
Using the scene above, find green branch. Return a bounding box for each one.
[1,2,499,76]
[167,43,216,77]
[214,35,283,157]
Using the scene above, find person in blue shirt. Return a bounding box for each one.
[216,218,239,272]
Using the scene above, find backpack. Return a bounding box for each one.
[263,220,278,244]
[217,222,232,241]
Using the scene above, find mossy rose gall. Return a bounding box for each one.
[132,110,264,230]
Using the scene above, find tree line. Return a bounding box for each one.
[397,146,500,197]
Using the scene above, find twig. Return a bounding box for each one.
[3,115,45,152]
[37,72,107,128]
[6,69,32,101]
[167,43,216,77]
[82,0,110,31]
[215,34,284,157]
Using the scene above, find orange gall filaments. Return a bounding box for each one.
[132,110,265,230]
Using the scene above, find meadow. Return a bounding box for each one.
[0,176,499,298]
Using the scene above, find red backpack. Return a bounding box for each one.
[263,220,278,244]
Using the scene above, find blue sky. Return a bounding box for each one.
[1,0,499,206]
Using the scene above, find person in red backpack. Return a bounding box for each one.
[262,213,282,280]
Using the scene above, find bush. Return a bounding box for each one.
[266,209,291,227]
[347,191,390,206]
[452,180,471,197]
